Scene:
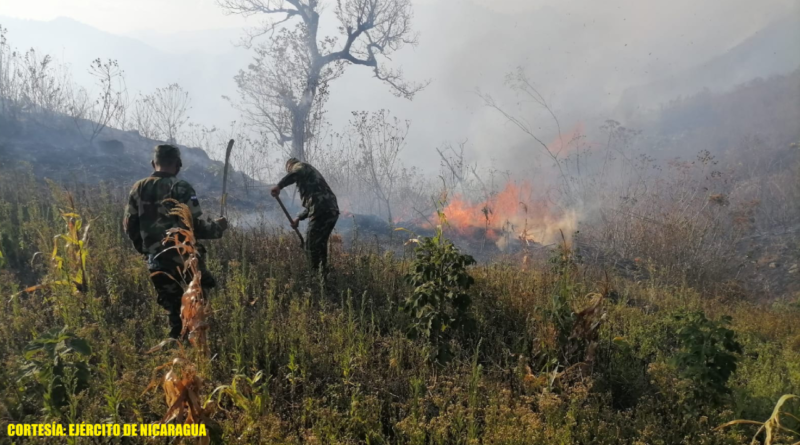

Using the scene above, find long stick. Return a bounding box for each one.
[275,195,305,247]
[220,139,235,217]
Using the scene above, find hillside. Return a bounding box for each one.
[0,16,245,130]
[616,16,800,118]
[0,113,266,211]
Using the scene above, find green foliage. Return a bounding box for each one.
[209,370,271,421]
[402,226,475,363]
[51,209,90,293]
[671,311,743,401]
[19,327,91,415]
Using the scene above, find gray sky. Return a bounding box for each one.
[1,0,797,171]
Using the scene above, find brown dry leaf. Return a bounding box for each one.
[180,257,209,350]
[141,200,214,442]
[144,354,211,441]
[567,293,606,367]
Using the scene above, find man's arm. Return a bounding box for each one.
[173,181,226,240]
[123,186,145,254]
[276,168,300,190]
[297,208,309,221]
[272,162,305,197]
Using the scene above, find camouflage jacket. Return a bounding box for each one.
[123,172,224,264]
[277,161,339,220]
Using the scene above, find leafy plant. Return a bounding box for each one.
[19,327,91,415]
[402,225,475,363]
[671,311,742,401]
[209,371,271,422]
[16,194,90,296]
[51,209,90,293]
[548,230,581,276]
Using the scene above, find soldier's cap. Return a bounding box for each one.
[153,144,181,164]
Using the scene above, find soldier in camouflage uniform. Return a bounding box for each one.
[271,158,339,274]
[123,145,228,339]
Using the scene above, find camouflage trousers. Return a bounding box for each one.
[306,212,339,274]
[148,254,215,339]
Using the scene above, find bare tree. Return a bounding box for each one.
[0,29,71,125]
[18,49,70,119]
[150,83,191,144]
[352,109,410,225]
[476,67,575,202]
[436,139,470,196]
[70,58,125,143]
[219,0,428,160]
[112,78,130,131]
[129,92,158,139]
[0,25,22,120]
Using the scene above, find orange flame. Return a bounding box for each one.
[438,181,578,248]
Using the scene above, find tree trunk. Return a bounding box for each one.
[385,198,393,228]
[291,109,307,161]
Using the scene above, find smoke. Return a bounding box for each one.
[1,0,797,239]
[3,0,796,172]
[323,0,798,172]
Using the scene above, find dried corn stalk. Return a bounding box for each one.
[152,199,209,349]
[179,257,209,350]
[143,352,216,445]
[716,394,800,445]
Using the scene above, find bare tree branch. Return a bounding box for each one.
[219,0,427,159]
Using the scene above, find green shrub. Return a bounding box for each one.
[402,227,476,363]
[671,311,742,402]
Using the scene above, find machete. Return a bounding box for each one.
[220,139,235,217]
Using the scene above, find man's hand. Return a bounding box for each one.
[215,217,228,231]
[270,186,281,198]
[290,218,300,230]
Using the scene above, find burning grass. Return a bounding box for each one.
[434,181,579,249]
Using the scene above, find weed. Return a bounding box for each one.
[18,327,91,417]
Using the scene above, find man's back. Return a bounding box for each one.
[124,172,223,262]
[127,172,187,256]
[278,161,339,217]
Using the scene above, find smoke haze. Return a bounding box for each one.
[1,0,797,172]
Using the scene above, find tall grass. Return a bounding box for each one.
[0,170,798,444]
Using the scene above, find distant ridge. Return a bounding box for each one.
[616,16,800,119]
